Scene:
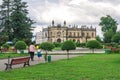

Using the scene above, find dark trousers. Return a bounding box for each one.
[29,52,34,61]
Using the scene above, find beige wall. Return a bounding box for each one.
[43,26,96,43]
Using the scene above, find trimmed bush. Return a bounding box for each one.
[61,40,76,59]
[40,42,54,62]
[15,41,27,51]
[86,40,101,53]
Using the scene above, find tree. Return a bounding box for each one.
[104,29,114,43]
[99,15,118,43]
[86,40,101,53]
[96,35,102,43]
[99,15,118,33]
[0,34,8,52]
[40,42,54,62]
[14,41,27,53]
[112,32,120,43]
[10,0,33,44]
[2,43,10,50]
[0,0,34,44]
[0,0,14,40]
[61,40,76,59]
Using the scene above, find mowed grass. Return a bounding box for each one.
[0,54,120,80]
[0,53,29,59]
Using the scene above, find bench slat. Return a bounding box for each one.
[12,57,30,65]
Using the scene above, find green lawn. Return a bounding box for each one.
[0,54,120,80]
[53,47,61,50]
[0,53,29,59]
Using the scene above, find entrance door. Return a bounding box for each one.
[57,38,61,42]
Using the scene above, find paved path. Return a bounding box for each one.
[0,48,105,71]
[0,55,81,71]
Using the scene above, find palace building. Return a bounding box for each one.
[37,20,96,44]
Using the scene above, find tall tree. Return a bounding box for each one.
[96,35,102,43]
[0,0,14,40]
[99,15,118,33]
[99,15,118,43]
[104,29,114,43]
[112,32,120,43]
[0,0,34,44]
[10,0,33,44]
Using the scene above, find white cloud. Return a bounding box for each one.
[1,0,120,37]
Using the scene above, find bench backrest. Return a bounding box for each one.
[11,57,30,65]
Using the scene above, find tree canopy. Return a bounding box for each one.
[40,42,54,62]
[0,0,34,44]
[112,32,120,43]
[99,15,118,43]
[103,29,114,43]
[61,40,76,51]
[61,40,76,59]
[40,42,54,51]
[14,41,27,50]
[99,15,118,33]
[86,40,101,53]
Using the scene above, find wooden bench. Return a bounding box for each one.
[5,57,30,70]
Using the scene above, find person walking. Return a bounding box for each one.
[29,42,35,61]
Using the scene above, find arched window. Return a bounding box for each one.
[69,32,72,36]
[87,33,89,36]
[77,40,80,43]
[73,39,76,42]
[57,38,61,42]
[78,32,79,37]
[82,32,84,37]
[74,32,75,37]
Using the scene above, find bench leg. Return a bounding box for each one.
[5,64,12,70]
[23,62,30,67]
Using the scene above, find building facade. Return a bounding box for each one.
[36,31,44,44]
[42,20,96,43]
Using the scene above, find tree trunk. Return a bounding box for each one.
[92,49,94,53]
[45,51,47,62]
[67,50,69,60]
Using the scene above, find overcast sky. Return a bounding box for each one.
[1,0,120,37]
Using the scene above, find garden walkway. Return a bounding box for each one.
[0,55,80,71]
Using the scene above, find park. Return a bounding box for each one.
[0,0,120,80]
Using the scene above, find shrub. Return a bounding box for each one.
[15,41,27,51]
[2,43,10,49]
[40,42,54,51]
[53,42,62,47]
[75,42,81,47]
[105,43,118,48]
[40,42,54,62]
[86,40,101,53]
[61,40,76,59]
[80,43,86,47]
